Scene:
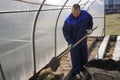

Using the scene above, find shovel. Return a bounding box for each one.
[48,26,98,71]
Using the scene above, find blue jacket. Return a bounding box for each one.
[62,10,93,46]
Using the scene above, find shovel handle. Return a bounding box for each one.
[60,26,98,57]
[73,26,97,48]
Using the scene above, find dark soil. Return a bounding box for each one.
[105,41,115,58]
[86,59,120,71]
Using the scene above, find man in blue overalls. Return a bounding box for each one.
[62,4,93,79]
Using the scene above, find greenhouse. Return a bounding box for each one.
[0,0,120,80]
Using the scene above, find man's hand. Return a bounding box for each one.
[86,29,92,35]
[68,44,73,49]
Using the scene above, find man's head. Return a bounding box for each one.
[72,4,81,18]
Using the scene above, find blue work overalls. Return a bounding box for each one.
[62,10,93,74]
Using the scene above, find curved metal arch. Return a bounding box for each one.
[86,0,105,36]
[32,0,46,75]
[54,0,69,57]
[0,63,6,80]
[14,0,72,7]
[0,8,71,14]
[78,0,94,10]
[87,0,96,11]
[82,0,90,9]
[77,0,82,4]
[87,0,105,36]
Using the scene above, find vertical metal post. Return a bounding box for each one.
[54,0,69,57]
[0,63,6,80]
[32,0,46,75]
[104,0,106,36]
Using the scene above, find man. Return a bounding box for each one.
[62,4,93,79]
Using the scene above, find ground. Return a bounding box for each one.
[105,13,120,35]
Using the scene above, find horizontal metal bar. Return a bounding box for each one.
[0,8,71,14]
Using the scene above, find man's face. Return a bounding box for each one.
[72,8,80,18]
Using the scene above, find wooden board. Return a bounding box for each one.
[95,35,110,59]
[112,36,120,61]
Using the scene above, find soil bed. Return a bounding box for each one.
[35,37,95,80]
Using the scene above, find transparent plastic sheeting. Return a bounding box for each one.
[0,71,3,80]
[0,0,41,11]
[88,0,105,36]
[0,0,104,80]
[0,11,36,80]
[56,9,70,56]
[35,10,58,72]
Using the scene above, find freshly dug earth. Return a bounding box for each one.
[86,59,120,71]
[38,52,71,80]
[34,38,117,80]
[36,38,95,80]
[87,37,95,46]
[105,41,115,58]
[36,37,120,80]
